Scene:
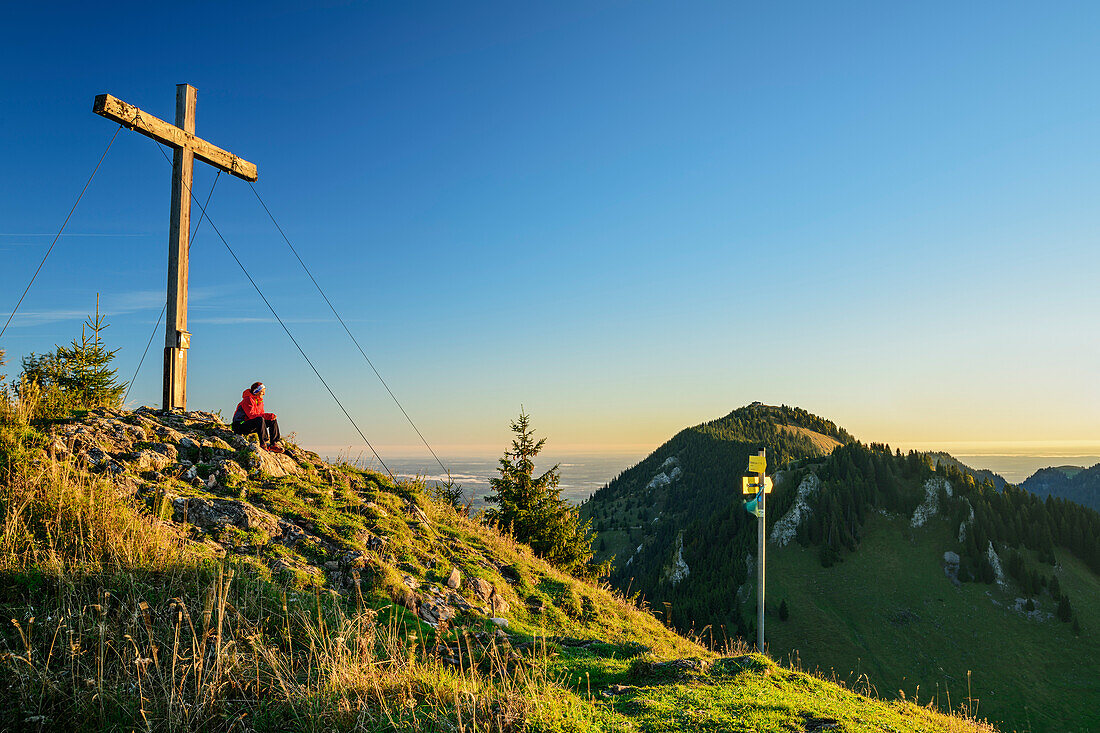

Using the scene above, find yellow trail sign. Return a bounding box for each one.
[741,476,773,494]
[748,455,767,473]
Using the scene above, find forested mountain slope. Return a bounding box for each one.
[580,403,853,639]
[581,405,1100,733]
[1022,462,1100,512]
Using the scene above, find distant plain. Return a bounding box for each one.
[329,451,1100,506]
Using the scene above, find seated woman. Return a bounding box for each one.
[232,381,283,453]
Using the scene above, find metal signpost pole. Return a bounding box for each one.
[756,447,766,652]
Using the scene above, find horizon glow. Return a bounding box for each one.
[2,2,1099,461]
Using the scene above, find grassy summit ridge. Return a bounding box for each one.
[581,403,851,639]
[0,404,994,731]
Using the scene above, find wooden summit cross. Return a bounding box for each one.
[93,84,258,412]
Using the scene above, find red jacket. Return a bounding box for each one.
[234,389,275,423]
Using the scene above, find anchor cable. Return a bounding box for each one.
[123,170,221,406]
[0,125,123,342]
[149,141,394,480]
[246,181,451,479]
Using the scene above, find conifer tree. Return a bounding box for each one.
[19,296,125,412]
[485,410,605,578]
[58,296,125,409]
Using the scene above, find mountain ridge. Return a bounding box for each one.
[580,403,1100,733]
[1020,462,1100,512]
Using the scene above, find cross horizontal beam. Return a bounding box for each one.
[93,93,258,182]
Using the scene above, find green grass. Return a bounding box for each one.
[764,513,1100,733]
[0,406,1000,732]
[543,646,992,733]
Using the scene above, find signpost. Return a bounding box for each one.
[743,447,770,651]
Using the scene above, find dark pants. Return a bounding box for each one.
[233,416,280,446]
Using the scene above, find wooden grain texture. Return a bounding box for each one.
[163,84,196,411]
[93,93,258,181]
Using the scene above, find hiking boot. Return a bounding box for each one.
[266,444,284,454]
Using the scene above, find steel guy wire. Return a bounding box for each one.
[0,125,123,342]
[122,170,221,406]
[247,180,451,480]
[149,140,394,480]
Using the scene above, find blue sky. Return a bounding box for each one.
[2,1,1099,458]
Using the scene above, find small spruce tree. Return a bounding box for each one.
[484,409,605,578]
[58,295,125,409]
[19,296,125,413]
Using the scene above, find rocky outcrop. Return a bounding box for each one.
[943,551,960,585]
[248,447,301,478]
[645,456,682,490]
[665,533,690,587]
[42,407,532,634]
[910,478,951,528]
[172,496,280,537]
[987,541,1007,589]
[446,567,462,589]
[49,406,301,484]
[770,474,819,546]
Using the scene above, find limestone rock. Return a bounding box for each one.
[470,577,494,602]
[341,550,368,568]
[84,446,109,468]
[47,435,69,458]
[418,599,454,627]
[446,567,462,590]
[448,592,473,610]
[203,436,234,453]
[212,457,248,484]
[172,496,280,538]
[249,448,301,478]
[147,442,179,462]
[226,433,255,450]
[131,449,174,473]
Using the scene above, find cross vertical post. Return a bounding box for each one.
[164,84,196,412]
[756,446,766,652]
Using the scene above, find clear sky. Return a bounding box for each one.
[2,1,1098,460]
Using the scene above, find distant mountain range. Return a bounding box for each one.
[1021,463,1100,512]
[579,403,1100,733]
